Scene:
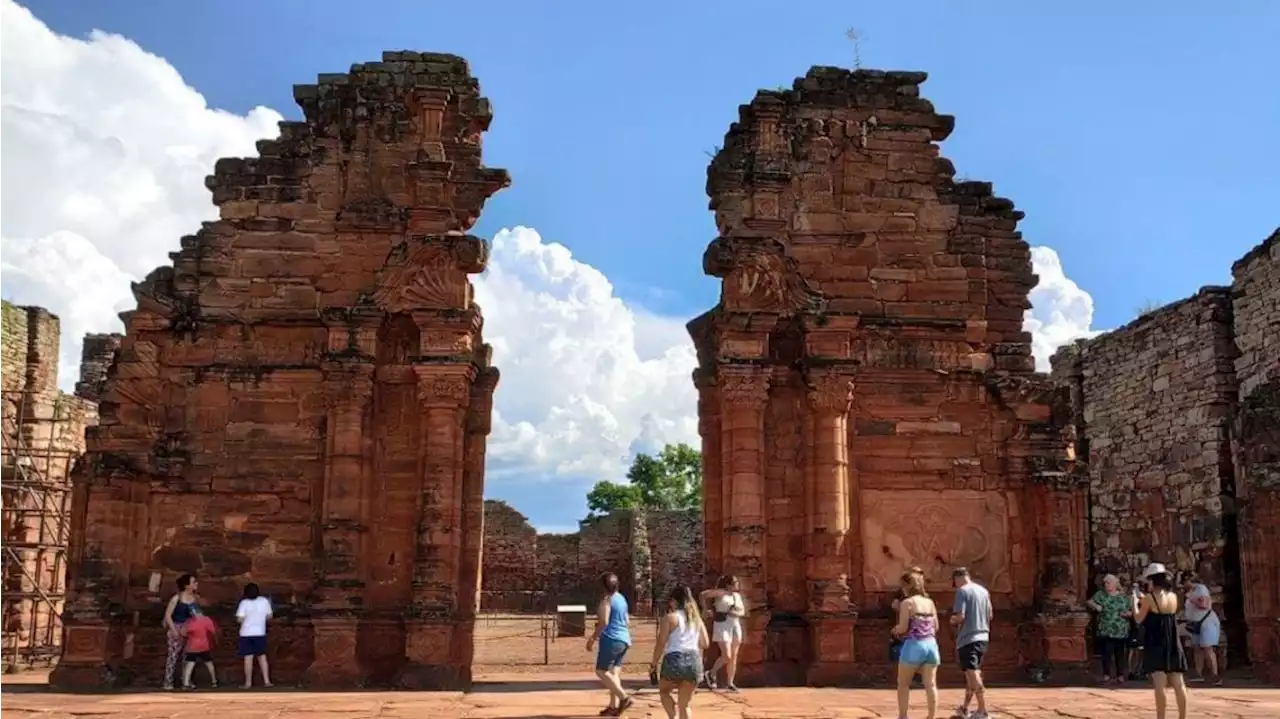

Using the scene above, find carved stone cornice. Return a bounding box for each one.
[719,366,770,408]
[702,237,826,315]
[414,365,474,408]
[805,370,853,414]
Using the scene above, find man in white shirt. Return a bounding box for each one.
[236,583,274,688]
[1181,573,1221,685]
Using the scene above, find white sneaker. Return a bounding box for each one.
[952,708,970,719]
[970,711,990,719]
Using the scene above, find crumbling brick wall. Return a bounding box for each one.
[480,505,703,615]
[1,302,118,670]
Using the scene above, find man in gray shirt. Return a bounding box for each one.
[950,567,992,719]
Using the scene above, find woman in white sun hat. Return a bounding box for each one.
[1134,563,1188,719]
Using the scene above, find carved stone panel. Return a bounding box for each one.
[860,489,1012,593]
[373,246,469,313]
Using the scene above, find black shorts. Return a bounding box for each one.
[185,651,212,663]
[957,641,988,671]
[238,635,267,657]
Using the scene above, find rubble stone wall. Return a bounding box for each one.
[480,502,703,616]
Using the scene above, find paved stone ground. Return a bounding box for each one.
[3,672,1278,718]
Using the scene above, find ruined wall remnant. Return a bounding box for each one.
[1231,229,1280,684]
[479,502,703,615]
[1,302,118,671]
[50,52,509,691]
[1051,288,1244,658]
[690,68,1087,686]
[479,500,542,612]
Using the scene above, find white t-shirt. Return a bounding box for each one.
[1184,583,1216,624]
[236,597,273,637]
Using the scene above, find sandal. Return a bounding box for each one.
[616,697,634,714]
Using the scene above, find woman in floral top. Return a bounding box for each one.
[1087,574,1133,683]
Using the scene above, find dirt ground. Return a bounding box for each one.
[472,615,661,674]
[3,617,1276,718]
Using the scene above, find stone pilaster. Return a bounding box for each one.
[717,364,770,675]
[399,364,473,689]
[695,368,723,587]
[452,365,498,674]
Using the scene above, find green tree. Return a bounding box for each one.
[585,443,702,518]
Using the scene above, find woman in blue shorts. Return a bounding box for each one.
[586,572,633,715]
[891,568,940,719]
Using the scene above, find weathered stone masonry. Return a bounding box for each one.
[480,500,703,615]
[690,67,1088,686]
[51,52,508,690]
[1232,230,1280,684]
[2,302,120,671]
[1051,229,1279,682]
[1051,290,1242,648]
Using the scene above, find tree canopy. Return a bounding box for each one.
[585,443,702,519]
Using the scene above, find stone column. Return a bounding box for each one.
[717,364,770,679]
[400,364,472,689]
[695,368,723,586]
[803,370,856,683]
[305,359,374,685]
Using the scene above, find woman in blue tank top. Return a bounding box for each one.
[161,574,200,690]
[586,572,633,715]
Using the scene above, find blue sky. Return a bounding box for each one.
[7,1,1279,531]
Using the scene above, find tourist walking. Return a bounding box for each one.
[236,582,274,688]
[892,568,940,719]
[179,609,219,689]
[1180,572,1222,685]
[586,572,633,715]
[699,575,745,691]
[1136,563,1189,719]
[1086,574,1133,684]
[949,567,992,719]
[650,585,710,719]
[161,574,200,690]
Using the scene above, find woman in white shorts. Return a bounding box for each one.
[699,575,745,692]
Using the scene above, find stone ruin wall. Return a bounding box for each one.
[1052,228,1279,682]
[1,302,120,670]
[1050,290,1240,614]
[480,500,702,616]
[51,52,509,691]
[690,67,1088,686]
[1229,230,1280,683]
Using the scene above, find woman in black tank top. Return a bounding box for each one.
[1134,564,1188,719]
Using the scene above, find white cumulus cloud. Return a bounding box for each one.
[0,0,1096,524]
[1025,246,1099,369]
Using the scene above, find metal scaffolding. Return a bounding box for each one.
[1,388,77,673]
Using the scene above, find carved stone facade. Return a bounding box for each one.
[689,68,1087,685]
[50,53,507,690]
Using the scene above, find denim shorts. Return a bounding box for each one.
[899,637,941,667]
[660,650,701,683]
[595,637,629,671]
